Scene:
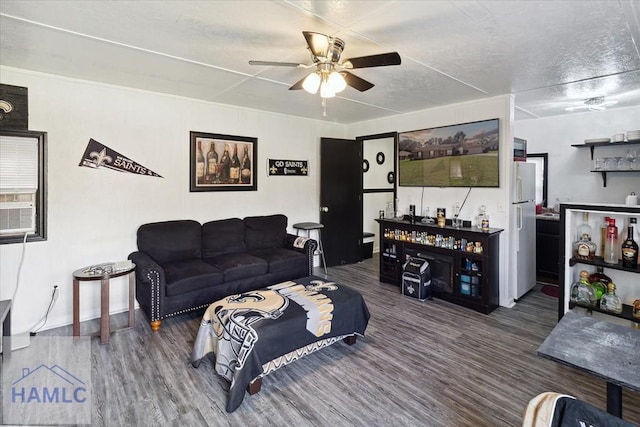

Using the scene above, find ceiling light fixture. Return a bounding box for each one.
[565,96,618,112]
[302,68,347,116]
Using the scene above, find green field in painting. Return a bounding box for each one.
[399,153,499,187]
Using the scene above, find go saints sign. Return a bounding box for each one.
[268,159,308,176]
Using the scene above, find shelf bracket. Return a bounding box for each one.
[600,171,607,187]
[589,145,595,160]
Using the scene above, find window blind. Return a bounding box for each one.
[0,135,38,194]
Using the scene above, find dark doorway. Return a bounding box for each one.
[320,137,362,266]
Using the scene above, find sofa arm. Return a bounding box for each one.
[128,251,166,323]
[284,233,318,276]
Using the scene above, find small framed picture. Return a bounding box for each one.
[189,131,257,192]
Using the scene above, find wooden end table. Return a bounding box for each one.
[72,262,136,344]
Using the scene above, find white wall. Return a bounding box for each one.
[515,105,640,205]
[0,67,346,334]
[349,95,517,308]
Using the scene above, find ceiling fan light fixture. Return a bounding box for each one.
[328,71,347,93]
[302,72,321,94]
[320,80,336,98]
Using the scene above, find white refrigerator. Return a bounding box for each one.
[512,162,537,299]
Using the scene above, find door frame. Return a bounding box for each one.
[358,132,398,254]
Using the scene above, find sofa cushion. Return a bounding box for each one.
[202,218,246,258]
[249,248,307,276]
[163,259,223,297]
[205,253,268,282]
[244,214,287,250]
[137,220,202,264]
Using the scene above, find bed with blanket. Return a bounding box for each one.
[191,275,370,412]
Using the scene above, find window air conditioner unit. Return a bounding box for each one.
[0,201,35,234]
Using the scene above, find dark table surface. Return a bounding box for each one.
[537,311,640,392]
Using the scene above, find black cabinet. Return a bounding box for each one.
[377,218,503,314]
[536,218,560,283]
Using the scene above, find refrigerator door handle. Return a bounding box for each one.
[516,175,522,202]
[517,205,523,231]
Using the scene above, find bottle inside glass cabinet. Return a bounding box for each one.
[600,282,623,314]
[570,270,596,307]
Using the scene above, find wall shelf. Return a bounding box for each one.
[571,141,640,187]
[572,140,640,159]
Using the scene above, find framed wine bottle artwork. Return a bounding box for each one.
[189,131,257,192]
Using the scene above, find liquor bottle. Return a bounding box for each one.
[621,217,638,268]
[633,299,640,320]
[437,208,446,227]
[603,218,619,264]
[588,267,611,300]
[570,270,596,307]
[240,145,251,184]
[599,216,610,258]
[475,205,488,230]
[573,216,597,261]
[577,212,592,242]
[600,282,623,314]
[196,141,205,184]
[229,144,240,184]
[207,144,218,183]
[219,144,231,183]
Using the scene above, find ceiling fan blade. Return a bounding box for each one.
[249,60,305,68]
[288,76,307,91]
[343,71,375,92]
[303,31,330,58]
[342,52,401,69]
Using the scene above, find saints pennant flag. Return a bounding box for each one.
[79,138,162,178]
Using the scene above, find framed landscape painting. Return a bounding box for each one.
[189,131,257,192]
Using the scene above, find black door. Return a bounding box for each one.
[320,137,362,266]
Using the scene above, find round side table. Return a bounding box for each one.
[72,262,136,344]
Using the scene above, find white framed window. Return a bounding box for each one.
[0,129,47,243]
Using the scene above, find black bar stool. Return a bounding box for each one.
[293,222,327,277]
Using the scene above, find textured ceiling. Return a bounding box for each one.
[1,0,639,124]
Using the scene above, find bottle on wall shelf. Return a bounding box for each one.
[600,282,623,314]
[621,217,638,268]
[570,270,596,307]
[603,218,619,264]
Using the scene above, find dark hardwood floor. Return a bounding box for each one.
[28,258,640,426]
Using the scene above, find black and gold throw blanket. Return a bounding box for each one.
[191,276,370,412]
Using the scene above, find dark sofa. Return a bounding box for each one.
[128,214,317,331]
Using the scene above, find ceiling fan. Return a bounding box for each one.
[249,31,401,115]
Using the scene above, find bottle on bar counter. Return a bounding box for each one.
[621,217,638,268]
[570,270,596,307]
[600,282,623,314]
